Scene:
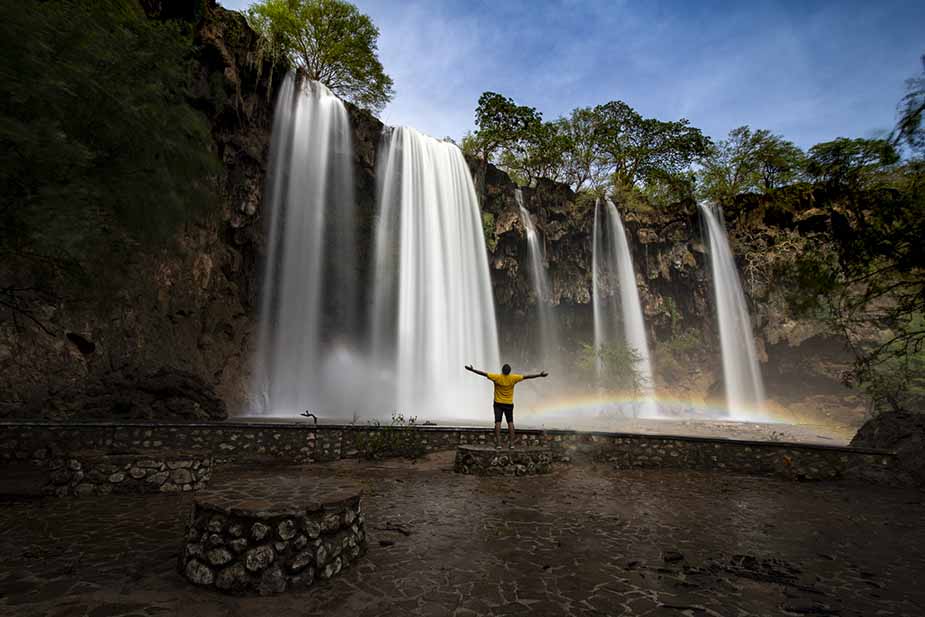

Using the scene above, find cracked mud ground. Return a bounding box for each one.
[1,451,923,617]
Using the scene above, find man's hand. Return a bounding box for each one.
[465,364,474,372]
[540,371,549,378]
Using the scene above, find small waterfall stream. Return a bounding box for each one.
[516,189,560,371]
[592,199,656,416]
[699,202,766,418]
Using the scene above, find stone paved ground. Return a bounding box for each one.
[1,452,923,617]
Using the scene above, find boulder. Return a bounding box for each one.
[851,411,925,486]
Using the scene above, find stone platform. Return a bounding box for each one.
[45,450,213,497]
[179,477,367,595]
[454,443,553,476]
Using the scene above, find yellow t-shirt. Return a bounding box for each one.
[487,373,524,404]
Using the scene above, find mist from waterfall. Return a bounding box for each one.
[699,202,766,418]
[371,126,500,419]
[252,75,359,415]
[516,189,560,371]
[592,199,656,416]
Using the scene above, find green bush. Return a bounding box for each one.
[354,412,427,460]
[578,341,644,393]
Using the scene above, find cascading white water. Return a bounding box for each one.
[372,126,500,419]
[252,75,358,415]
[591,199,656,416]
[516,189,560,370]
[699,202,766,418]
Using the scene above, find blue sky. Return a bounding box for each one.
[220,0,924,149]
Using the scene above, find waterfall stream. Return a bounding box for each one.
[516,189,560,371]
[700,202,766,418]
[371,127,500,419]
[592,199,656,416]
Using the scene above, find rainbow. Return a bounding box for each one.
[513,391,794,426]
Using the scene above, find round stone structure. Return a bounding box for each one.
[454,443,553,476]
[179,478,367,595]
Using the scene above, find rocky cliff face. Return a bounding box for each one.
[478,173,863,424]
[0,2,865,426]
[0,1,278,418]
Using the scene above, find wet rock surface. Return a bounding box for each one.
[1,452,924,616]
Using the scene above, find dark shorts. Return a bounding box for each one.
[493,402,514,423]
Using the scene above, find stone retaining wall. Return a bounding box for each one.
[0,421,895,483]
[455,444,553,476]
[45,451,213,497]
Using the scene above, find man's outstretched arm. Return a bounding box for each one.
[465,364,489,377]
[522,371,549,380]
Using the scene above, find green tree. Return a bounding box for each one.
[789,162,925,413]
[592,100,711,191]
[699,126,804,203]
[755,133,805,191]
[558,108,605,192]
[578,341,644,394]
[0,0,217,327]
[894,54,925,154]
[472,91,543,166]
[805,137,899,189]
[247,0,394,112]
[499,120,571,185]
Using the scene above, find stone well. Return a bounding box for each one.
[180,479,367,595]
[45,450,213,497]
[454,444,553,476]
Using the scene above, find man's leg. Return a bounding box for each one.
[494,421,502,448]
[506,406,515,448]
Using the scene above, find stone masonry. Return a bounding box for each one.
[454,444,553,476]
[0,421,897,485]
[44,450,213,497]
[180,480,366,595]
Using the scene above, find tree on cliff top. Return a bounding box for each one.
[247,0,394,112]
[471,92,543,165]
[699,126,805,204]
[592,100,711,191]
[805,138,899,190]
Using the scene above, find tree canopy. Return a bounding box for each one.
[699,126,805,204]
[0,0,217,298]
[805,137,899,189]
[591,100,710,190]
[470,92,542,164]
[469,93,709,198]
[247,0,394,112]
[894,54,925,155]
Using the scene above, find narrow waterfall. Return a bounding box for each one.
[699,202,766,418]
[252,75,358,415]
[591,199,656,415]
[516,189,559,370]
[372,127,500,419]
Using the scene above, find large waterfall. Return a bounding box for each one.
[516,189,559,371]
[592,199,656,416]
[371,126,500,419]
[699,203,766,418]
[252,75,359,415]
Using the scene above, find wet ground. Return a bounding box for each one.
[1,452,923,617]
